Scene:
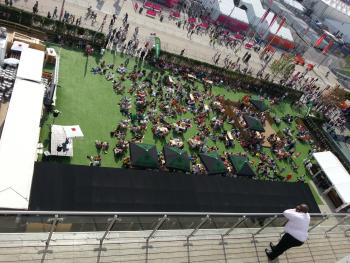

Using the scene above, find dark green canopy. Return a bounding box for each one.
[129,143,159,169]
[228,155,256,177]
[163,146,191,172]
[251,97,268,112]
[243,114,265,132]
[199,152,227,175]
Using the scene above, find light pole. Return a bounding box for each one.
[59,0,66,21]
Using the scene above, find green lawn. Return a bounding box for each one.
[39,46,322,204]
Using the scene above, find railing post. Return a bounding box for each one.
[184,215,210,246]
[253,215,278,237]
[325,215,349,237]
[308,215,328,233]
[39,214,63,260]
[220,216,247,245]
[43,215,63,246]
[143,215,168,249]
[223,216,247,237]
[98,215,121,246]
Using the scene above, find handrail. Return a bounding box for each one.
[0,211,348,216]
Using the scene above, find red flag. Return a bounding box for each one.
[322,40,334,54]
[268,13,278,28]
[314,34,327,47]
[260,8,270,23]
[275,17,286,35]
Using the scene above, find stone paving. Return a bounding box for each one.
[0,227,349,262]
[7,0,341,90]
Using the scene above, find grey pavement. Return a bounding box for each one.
[6,0,341,90]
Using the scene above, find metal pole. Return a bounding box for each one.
[99,215,120,246]
[325,216,349,236]
[184,215,210,246]
[146,215,168,242]
[253,215,278,236]
[59,0,66,22]
[44,214,63,246]
[344,228,350,237]
[308,216,328,232]
[222,216,247,237]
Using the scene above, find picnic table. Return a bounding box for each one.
[153,3,162,12]
[198,22,209,29]
[144,1,153,9]
[188,17,196,24]
[146,9,157,18]
[170,11,180,19]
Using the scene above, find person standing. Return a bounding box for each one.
[52,6,58,19]
[265,204,310,261]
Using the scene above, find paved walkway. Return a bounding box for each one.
[0,227,349,262]
[8,0,341,90]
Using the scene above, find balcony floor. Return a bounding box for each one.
[0,228,349,262]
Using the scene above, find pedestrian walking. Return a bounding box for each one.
[33,1,39,14]
[265,204,310,261]
[180,49,185,56]
[52,6,58,19]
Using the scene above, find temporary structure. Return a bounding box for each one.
[313,151,350,212]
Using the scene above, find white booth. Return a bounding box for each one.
[312,151,350,212]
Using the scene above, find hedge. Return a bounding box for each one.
[157,50,304,101]
[0,4,105,46]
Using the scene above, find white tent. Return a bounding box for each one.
[0,79,45,209]
[16,48,44,82]
[63,125,84,138]
[11,41,29,53]
[282,0,305,12]
[313,151,350,212]
[242,0,294,45]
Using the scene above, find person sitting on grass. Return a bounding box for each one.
[117,63,127,74]
[91,66,102,74]
[95,140,102,150]
[106,71,115,81]
[87,155,101,167]
[102,142,109,153]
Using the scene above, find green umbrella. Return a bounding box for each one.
[243,114,265,132]
[228,155,256,177]
[163,146,191,172]
[129,143,159,168]
[199,152,227,175]
[250,97,268,112]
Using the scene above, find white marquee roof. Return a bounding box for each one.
[0,79,45,209]
[217,0,249,24]
[322,0,350,17]
[16,48,44,82]
[283,0,305,12]
[313,151,350,205]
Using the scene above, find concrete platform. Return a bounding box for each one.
[0,227,348,262]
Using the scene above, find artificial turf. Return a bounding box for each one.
[39,46,322,204]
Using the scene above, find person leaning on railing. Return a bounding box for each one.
[265,204,310,261]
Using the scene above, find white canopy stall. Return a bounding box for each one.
[201,0,250,32]
[313,151,350,212]
[16,48,44,82]
[0,79,45,209]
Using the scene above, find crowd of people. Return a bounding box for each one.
[20,0,342,178]
[84,21,322,180]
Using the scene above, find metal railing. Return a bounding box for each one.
[0,211,349,260]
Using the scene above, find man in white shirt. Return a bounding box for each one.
[265,204,310,261]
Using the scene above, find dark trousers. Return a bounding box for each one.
[269,233,303,260]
